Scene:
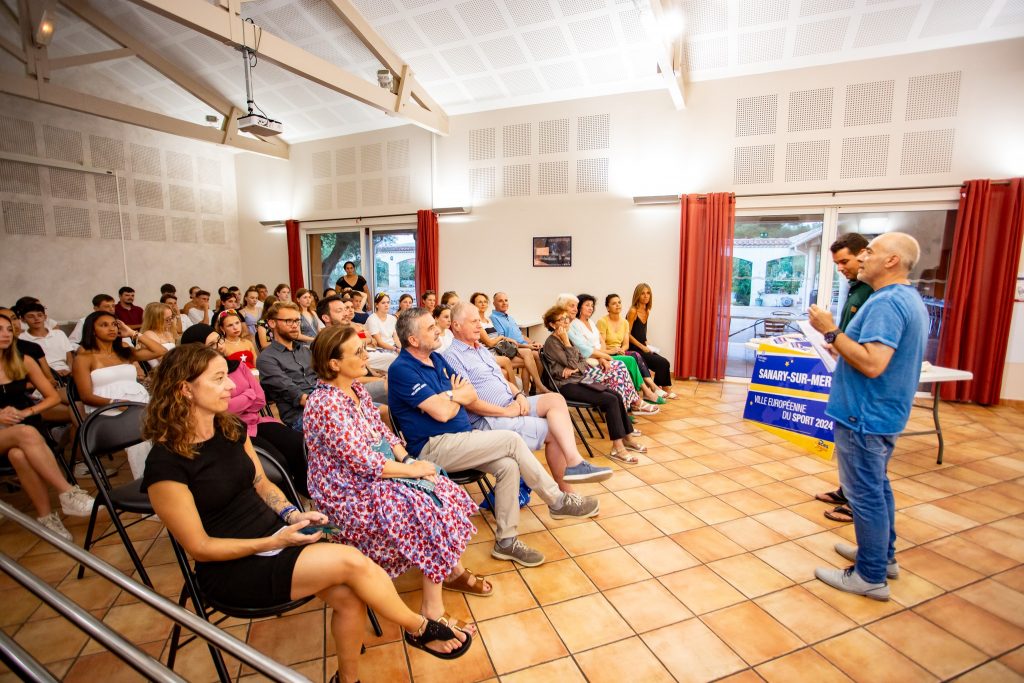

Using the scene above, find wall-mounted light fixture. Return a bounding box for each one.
[432,206,471,215]
[258,219,285,227]
[632,195,680,205]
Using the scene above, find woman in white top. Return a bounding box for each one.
[433,305,454,354]
[72,311,164,478]
[575,294,662,405]
[140,303,176,368]
[366,293,400,352]
[566,294,658,416]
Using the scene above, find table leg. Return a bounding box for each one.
[901,382,944,464]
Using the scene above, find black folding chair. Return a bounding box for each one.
[387,410,496,502]
[75,401,155,587]
[166,443,381,681]
[538,353,605,458]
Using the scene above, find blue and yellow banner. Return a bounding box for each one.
[743,343,835,461]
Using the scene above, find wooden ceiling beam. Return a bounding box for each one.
[0,70,289,158]
[125,0,449,135]
[48,47,134,69]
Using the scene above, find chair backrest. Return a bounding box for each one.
[63,376,87,427]
[77,402,147,489]
[252,445,302,508]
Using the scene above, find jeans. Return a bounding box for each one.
[834,424,897,584]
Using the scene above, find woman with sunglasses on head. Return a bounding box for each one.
[216,309,259,369]
[72,310,166,478]
[305,326,487,634]
[142,345,472,683]
[0,313,95,540]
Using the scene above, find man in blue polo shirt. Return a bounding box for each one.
[808,232,928,601]
[388,307,602,568]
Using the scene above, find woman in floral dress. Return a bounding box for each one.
[304,325,493,631]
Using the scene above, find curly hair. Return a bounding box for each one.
[143,345,243,459]
[543,305,569,331]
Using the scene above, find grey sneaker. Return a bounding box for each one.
[491,538,545,567]
[37,512,73,541]
[834,542,899,579]
[815,566,890,601]
[563,461,613,483]
[549,492,600,520]
[59,485,96,517]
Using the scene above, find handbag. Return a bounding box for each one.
[492,339,520,359]
[478,478,532,511]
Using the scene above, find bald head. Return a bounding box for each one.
[873,233,920,272]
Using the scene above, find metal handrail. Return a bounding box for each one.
[0,629,58,683]
[0,501,311,683]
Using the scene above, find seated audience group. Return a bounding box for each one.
[1,278,678,681]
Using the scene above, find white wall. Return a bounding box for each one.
[0,96,241,321]
[235,153,293,289]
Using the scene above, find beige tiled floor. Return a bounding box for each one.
[2,381,1024,682]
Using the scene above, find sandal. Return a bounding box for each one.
[631,429,642,437]
[624,441,647,454]
[444,568,493,597]
[815,489,847,506]
[608,449,639,465]
[644,396,666,405]
[633,402,660,415]
[404,616,472,660]
[824,505,853,523]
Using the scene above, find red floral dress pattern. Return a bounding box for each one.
[304,381,478,583]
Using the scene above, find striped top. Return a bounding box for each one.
[442,338,516,411]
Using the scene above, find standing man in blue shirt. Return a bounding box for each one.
[807,232,928,600]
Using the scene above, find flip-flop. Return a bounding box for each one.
[824,505,853,523]
[608,449,639,465]
[815,490,847,505]
[633,403,660,415]
[404,617,473,660]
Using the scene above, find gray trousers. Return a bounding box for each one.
[418,429,563,541]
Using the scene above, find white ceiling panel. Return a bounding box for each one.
[7,0,1019,144]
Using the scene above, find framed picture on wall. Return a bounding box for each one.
[533,236,572,267]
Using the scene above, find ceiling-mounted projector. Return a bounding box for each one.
[237,113,283,136]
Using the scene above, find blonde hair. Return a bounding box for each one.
[631,283,653,312]
[140,302,171,335]
[0,314,26,380]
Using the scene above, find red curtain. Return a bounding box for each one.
[937,179,1024,404]
[674,193,736,380]
[285,219,304,293]
[415,209,439,297]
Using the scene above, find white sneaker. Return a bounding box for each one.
[74,462,117,478]
[59,485,96,517]
[37,512,73,541]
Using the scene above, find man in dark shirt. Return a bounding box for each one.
[815,233,873,523]
[256,301,316,430]
[114,286,143,330]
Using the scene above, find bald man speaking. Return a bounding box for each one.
[807,232,928,601]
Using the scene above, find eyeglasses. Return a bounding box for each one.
[273,317,301,325]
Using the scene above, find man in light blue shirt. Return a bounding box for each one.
[490,292,540,350]
[807,232,928,601]
[444,303,613,492]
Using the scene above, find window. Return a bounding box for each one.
[306,225,417,313]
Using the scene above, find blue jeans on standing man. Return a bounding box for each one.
[834,424,897,584]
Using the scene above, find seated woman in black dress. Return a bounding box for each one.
[626,282,676,398]
[141,345,471,683]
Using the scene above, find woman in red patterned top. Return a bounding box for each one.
[304,325,493,633]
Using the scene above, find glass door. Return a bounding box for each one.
[727,213,824,378]
[835,209,957,363]
[370,229,417,313]
[307,230,364,295]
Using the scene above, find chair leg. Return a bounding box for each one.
[106,510,153,588]
[574,406,594,437]
[166,587,189,670]
[368,607,383,638]
[76,505,100,580]
[569,415,594,458]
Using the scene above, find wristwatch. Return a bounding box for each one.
[445,390,454,401]
[823,329,841,344]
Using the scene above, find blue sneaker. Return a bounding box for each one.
[563,461,613,483]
